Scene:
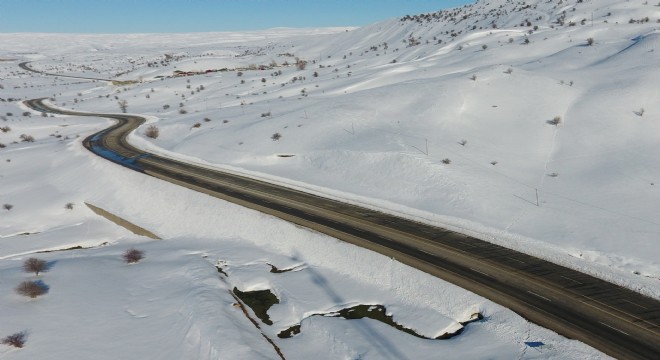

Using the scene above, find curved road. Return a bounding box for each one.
[24,98,660,359]
[19,61,115,82]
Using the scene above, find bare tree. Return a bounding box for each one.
[23,258,48,276]
[3,204,13,211]
[586,37,594,46]
[123,248,144,264]
[15,281,48,298]
[271,132,282,141]
[117,99,128,113]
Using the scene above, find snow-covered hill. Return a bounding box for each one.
[1,0,658,358]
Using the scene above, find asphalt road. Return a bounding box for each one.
[19,61,115,82]
[25,97,660,359]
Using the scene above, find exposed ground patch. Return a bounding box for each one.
[85,202,160,239]
[232,287,280,325]
[278,304,483,340]
[268,263,305,273]
[37,242,109,253]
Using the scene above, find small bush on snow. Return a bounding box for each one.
[123,248,145,264]
[1,332,26,348]
[144,125,159,139]
[19,134,35,142]
[547,116,562,126]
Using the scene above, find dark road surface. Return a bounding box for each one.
[25,98,660,360]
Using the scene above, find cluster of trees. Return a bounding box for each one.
[3,249,145,349]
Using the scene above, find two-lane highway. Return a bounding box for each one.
[25,97,660,359]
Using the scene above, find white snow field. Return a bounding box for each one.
[1,0,658,358]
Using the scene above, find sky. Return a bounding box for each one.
[0,0,474,33]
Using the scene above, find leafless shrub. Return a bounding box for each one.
[481,44,488,50]
[459,139,467,146]
[191,122,201,129]
[123,248,144,264]
[295,58,307,70]
[19,134,35,142]
[548,172,559,177]
[23,258,48,276]
[1,126,11,133]
[586,37,594,46]
[3,203,13,211]
[162,104,170,110]
[117,99,128,113]
[1,332,26,348]
[469,74,477,81]
[15,280,48,298]
[504,68,513,74]
[203,117,211,122]
[271,132,282,141]
[65,202,74,210]
[442,158,452,164]
[547,116,562,126]
[490,161,498,165]
[22,111,31,117]
[179,108,187,114]
[0,143,5,148]
[261,112,271,118]
[634,108,645,117]
[144,125,159,139]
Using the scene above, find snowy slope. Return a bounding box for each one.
[12,0,654,290]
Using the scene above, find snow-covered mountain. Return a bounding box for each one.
[1,0,658,359]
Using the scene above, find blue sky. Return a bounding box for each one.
[0,0,474,33]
